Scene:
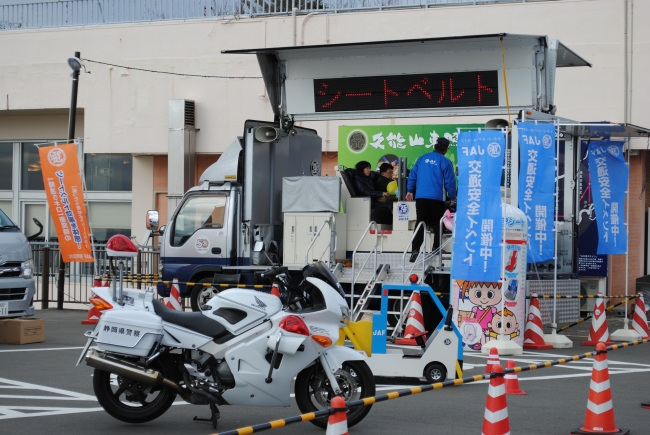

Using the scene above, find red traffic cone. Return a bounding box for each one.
[93,274,101,287]
[484,346,501,374]
[101,273,110,287]
[504,360,525,395]
[81,306,102,325]
[524,293,553,350]
[582,293,615,346]
[632,293,650,339]
[326,396,348,435]
[164,278,182,311]
[571,343,629,434]
[395,291,427,346]
[481,364,511,435]
[271,283,281,298]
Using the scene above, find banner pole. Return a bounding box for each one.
[498,126,509,341]
[55,51,81,310]
[624,138,630,320]
[552,120,560,330]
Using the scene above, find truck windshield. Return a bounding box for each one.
[171,194,227,246]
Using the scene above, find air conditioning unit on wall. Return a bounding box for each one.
[580,277,604,313]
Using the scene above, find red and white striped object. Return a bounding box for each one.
[504,360,525,395]
[523,293,553,350]
[164,278,182,311]
[481,364,511,435]
[571,343,629,434]
[484,346,501,374]
[632,293,649,339]
[395,291,427,346]
[582,293,615,347]
[326,396,348,435]
[101,273,110,287]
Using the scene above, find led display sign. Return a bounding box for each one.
[314,71,499,113]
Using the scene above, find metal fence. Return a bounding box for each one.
[1,0,527,31]
[30,242,160,308]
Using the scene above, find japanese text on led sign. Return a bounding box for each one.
[314,71,499,113]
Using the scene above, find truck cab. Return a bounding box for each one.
[155,120,322,310]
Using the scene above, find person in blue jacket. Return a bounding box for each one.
[405,137,457,262]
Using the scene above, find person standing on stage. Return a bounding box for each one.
[405,137,457,262]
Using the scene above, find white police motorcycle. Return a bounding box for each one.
[77,261,374,429]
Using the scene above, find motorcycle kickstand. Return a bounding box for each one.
[192,402,220,429]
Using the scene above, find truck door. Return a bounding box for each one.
[164,192,230,287]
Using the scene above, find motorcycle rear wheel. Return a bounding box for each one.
[294,360,375,429]
[93,356,177,424]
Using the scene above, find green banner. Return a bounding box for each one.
[338,124,481,172]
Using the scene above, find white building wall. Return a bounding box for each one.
[0,0,649,226]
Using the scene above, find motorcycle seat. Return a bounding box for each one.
[152,299,232,341]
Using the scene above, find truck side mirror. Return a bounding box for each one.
[159,225,166,236]
[146,210,159,231]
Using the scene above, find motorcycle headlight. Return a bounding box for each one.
[339,305,350,324]
[20,259,34,279]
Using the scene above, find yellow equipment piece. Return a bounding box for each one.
[337,321,373,356]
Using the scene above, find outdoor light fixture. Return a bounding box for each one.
[67,56,90,75]
[67,56,81,72]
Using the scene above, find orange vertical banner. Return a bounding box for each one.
[39,143,94,262]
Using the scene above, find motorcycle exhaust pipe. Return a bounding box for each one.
[85,349,187,398]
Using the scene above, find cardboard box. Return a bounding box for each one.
[0,317,45,344]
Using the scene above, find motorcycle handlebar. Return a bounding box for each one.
[255,266,290,281]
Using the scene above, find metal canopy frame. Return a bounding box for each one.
[223,34,591,122]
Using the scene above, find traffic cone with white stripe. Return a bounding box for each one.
[523,293,553,350]
[164,278,182,311]
[571,343,629,434]
[632,293,649,339]
[101,272,110,287]
[395,291,427,346]
[504,359,525,395]
[481,364,511,435]
[582,293,615,346]
[484,346,501,374]
[93,274,101,287]
[326,396,348,435]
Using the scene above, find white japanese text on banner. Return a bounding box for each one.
[451,130,505,282]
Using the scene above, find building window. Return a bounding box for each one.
[21,142,44,190]
[0,201,12,219]
[0,143,12,190]
[87,202,132,243]
[85,154,133,191]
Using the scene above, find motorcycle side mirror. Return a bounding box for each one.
[146,210,159,231]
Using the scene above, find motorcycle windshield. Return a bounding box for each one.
[301,262,346,300]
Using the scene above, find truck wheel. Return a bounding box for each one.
[190,278,220,311]
[424,362,446,383]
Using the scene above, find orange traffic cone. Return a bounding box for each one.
[270,283,281,298]
[326,396,348,435]
[484,346,501,374]
[81,306,102,325]
[632,293,649,339]
[571,343,629,434]
[504,360,525,395]
[92,274,101,287]
[395,291,427,346]
[164,278,182,311]
[523,293,553,350]
[481,364,511,435]
[582,293,615,346]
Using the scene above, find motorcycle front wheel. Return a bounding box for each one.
[93,356,177,424]
[294,360,375,429]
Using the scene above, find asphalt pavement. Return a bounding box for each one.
[1,309,649,435]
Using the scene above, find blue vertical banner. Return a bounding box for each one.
[588,140,628,254]
[517,122,556,263]
[451,130,505,282]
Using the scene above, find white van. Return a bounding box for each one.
[0,208,36,318]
